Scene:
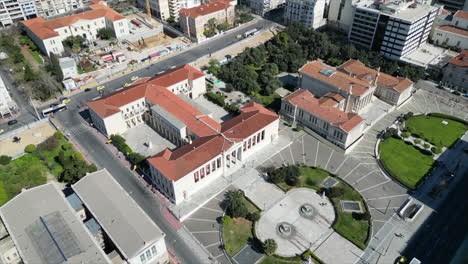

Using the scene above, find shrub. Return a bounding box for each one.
[224,190,248,218]
[326,186,344,198]
[110,134,133,154]
[295,126,303,132]
[414,139,421,145]
[0,155,12,165]
[221,215,232,225]
[383,128,397,139]
[287,120,293,127]
[285,174,299,186]
[431,146,442,154]
[423,143,430,149]
[352,211,371,221]
[24,144,36,153]
[262,239,277,256]
[54,131,64,140]
[247,211,261,222]
[224,104,239,114]
[401,132,410,138]
[73,152,83,160]
[62,143,73,151]
[269,169,285,184]
[128,152,146,164]
[205,92,225,106]
[37,136,59,151]
[420,149,433,156]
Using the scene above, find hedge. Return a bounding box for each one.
[205,92,225,107]
[428,113,468,125]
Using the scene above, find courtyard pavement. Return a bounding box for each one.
[122,123,175,157]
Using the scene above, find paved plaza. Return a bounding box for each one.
[122,123,175,157]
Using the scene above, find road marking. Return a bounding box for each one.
[355,169,379,183]
[324,150,334,171]
[360,138,375,143]
[214,253,225,259]
[205,242,221,248]
[366,194,408,201]
[186,218,218,223]
[213,197,223,202]
[349,151,372,154]
[289,145,295,165]
[301,135,306,164]
[314,141,320,167]
[372,219,388,223]
[369,207,400,210]
[278,151,287,165]
[334,157,348,174]
[434,95,441,113]
[200,207,223,213]
[358,179,391,192]
[191,230,219,234]
[342,163,362,179]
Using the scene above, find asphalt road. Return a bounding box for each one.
[402,141,468,264]
[44,18,276,264]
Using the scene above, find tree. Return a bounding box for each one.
[47,53,64,81]
[37,136,59,151]
[269,169,285,183]
[128,152,145,164]
[224,190,248,218]
[247,211,261,222]
[352,211,371,221]
[208,18,217,29]
[262,239,277,256]
[216,22,230,32]
[97,28,115,40]
[208,59,220,75]
[24,144,36,153]
[23,64,36,82]
[0,155,12,165]
[326,186,344,198]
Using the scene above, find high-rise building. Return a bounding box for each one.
[436,0,468,12]
[284,0,327,29]
[0,0,37,26]
[244,0,285,15]
[137,0,202,21]
[346,0,440,60]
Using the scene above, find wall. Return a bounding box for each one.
[189,75,206,98]
[442,64,468,90]
[433,28,468,50]
[103,112,128,137]
[129,238,169,264]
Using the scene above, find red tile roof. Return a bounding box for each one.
[22,3,125,40]
[318,93,345,107]
[299,61,372,96]
[150,64,205,87]
[337,60,413,93]
[438,25,468,37]
[87,64,220,137]
[179,0,232,19]
[454,10,468,20]
[284,89,364,132]
[148,103,278,181]
[448,50,468,67]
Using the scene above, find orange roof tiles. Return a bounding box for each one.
[87,64,220,137]
[454,10,468,20]
[284,89,364,132]
[22,3,125,40]
[179,0,231,19]
[438,25,468,37]
[337,60,413,93]
[448,50,468,67]
[151,64,205,87]
[148,103,278,181]
[299,61,371,96]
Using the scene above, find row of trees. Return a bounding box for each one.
[215,23,426,99]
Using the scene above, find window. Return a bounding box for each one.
[140,254,146,263]
[252,135,256,146]
[206,164,210,175]
[243,142,246,151]
[151,245,157,255]
[217,157,221,168]
[146,250,151,258]
[194,171,199,182]
[200,168,205,178]
[257,132,261,143]
[248,138,251,148]
[64,29,67,33]
[212,161,216,171]
[261,130,265,140]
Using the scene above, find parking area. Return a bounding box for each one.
[183,190,230,264]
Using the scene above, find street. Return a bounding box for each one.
[0,17,277,264]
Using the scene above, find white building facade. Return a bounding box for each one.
[0,0,37,27]
[0,75,14,118]
[284,0,327,29]
[433,10,468,50]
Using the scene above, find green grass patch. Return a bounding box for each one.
[260,256,302,264]
[29,49,43,64]
[405,115,467,147]
[379,137,434,189]
[253,93,281,107]
[223,218,253,256]
[0,182,9,206]
[274,167,370,249]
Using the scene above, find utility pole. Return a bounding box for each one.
[146,0,151,21]
[29,96,40,120]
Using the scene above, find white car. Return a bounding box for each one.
[131,76,139,81]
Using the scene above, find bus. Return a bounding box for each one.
[244,29,259,38]
[42,104,67,117]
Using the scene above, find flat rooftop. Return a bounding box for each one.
[0,183,109,264]
[400,43,458,69]
[355,0,438,22]
[72,169,165,260]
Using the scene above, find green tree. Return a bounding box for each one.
[0,155,12,165]
[262,239,277,256]
[128,152,145,164]
[23,64,36,81]
[326,186,344,198]
[247,211,261,222]
[47,53,64,81]
[97,27,115,40]
[216,22,230,32]
[207,18,217,29]
[24,144,36,153]
[224,190,248,218]
[269,169,285,183]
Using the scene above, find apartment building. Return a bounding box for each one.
[137,0,202,21]
[433,10,468,50]
[0,183,111,264]
[245,0,285,15]
[284,0,327,29]
[35,0,90,18]
[73,169,169,264]
[442,50,468,90]
[148,102,279,204]
[179,0,235,42]
[0,75,14,118]
[21,3,129,56]
[0,0,37,27]
[436,0,468,12]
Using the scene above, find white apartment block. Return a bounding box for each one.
[245,0,285,15]
[137,0,201,20]
[433,10,468,50]
[35,0,90,18]
[21,2,129,56]
[442,50,468,90]
[436,0,468,12]
[0,74,14,118]
[330,0,440,60]
[284,0,326,29]
[0,0,37,27]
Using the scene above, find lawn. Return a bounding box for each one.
[275,167,369,249]
[260,256,302,264]
[29,49,43,64]
[405,115,467,147]
[379,137,434,189]
[223,197,259,256]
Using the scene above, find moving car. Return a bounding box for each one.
[97,85,105,91]
[131,76,139,81]
[124,83,131,87]
[60,97,71,104]
[7,120,18,126]
[84,88,91,92]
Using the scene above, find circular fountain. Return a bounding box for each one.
[299,204,315,219]
[276,222,295,239]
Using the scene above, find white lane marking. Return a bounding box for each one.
[366,194,408,201]
[369,207,400,210]
[214,253,225,259]
[358,179,391,192]
[191,230,219,234]
[314,141,320,167]
[301,135,306,164]
[372,219,388,223]
[355,169,379,183]
[200,207,223,213]
[324,150,334,171]
[289,145,295,164]
[342,163,362,179]
[186,218,218,223]
[334,157,348,174]
[205,242,221,248]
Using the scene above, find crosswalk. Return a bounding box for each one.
[67,123,88,136]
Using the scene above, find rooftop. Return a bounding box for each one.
[180,0,232,19]
[448,50,468,67]
[454,10,468,20]
[72,169,165,259]
[148,103,278,181]
[0,183,109,264]
[438,25,468,37]
[299,61,372,96]
[337,60,413,93]
[22,3,125,40]
[284,89,364,132]
[355,0,438,22]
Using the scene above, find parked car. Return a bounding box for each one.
[96,85,105,91]
[50,103,59,108]
[7,120,18,126]
[84,88,91,92]
[60,97,71,104]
